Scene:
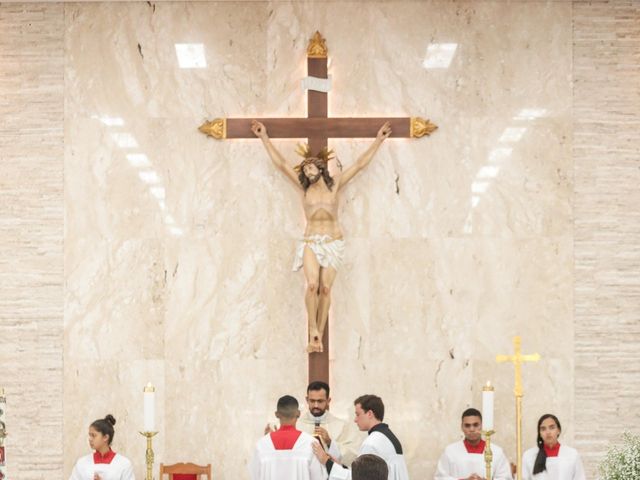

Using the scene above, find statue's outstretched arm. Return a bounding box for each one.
[251,120,302,190]
[338,122,391,189]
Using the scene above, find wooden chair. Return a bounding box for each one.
[159,462,212,480]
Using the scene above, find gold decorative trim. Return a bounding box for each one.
[483,429,495,480]
[307,31,328,58]
[410,117,438,138]
[198,118,227,139]
[143,382,155,393]
[139,431,159,480]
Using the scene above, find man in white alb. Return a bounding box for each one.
[250,395,326,480]
[435,408,512,480]
[313,394,409,480]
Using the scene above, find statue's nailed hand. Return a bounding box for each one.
[377,121,392,141]
[251,120,268,139]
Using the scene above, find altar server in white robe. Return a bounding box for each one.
[69,415,135,480]
[250,395,327,480]
[435,407,512,480]
[522,414,585,480]
[266,381,363,466]
[313,394,409,480]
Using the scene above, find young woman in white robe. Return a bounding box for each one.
[69,414,135,480]
[522,414,585,480]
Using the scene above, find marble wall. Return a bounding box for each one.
[0,1,638,479]
[573,0,640,473]
[0,4,64,479]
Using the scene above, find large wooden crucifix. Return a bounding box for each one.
[199,31,437,384]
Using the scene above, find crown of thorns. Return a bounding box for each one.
[293,143,335,173]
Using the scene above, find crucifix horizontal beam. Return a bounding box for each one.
[200,117,434,140]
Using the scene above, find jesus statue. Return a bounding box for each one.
[251,120,392,353]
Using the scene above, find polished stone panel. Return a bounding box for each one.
[573,0,640,474]
[1,1,638,479]
[0,3,64,479]
[61,1,574,477]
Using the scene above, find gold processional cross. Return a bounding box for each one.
[496,336,541,480]
[199,32,437,384]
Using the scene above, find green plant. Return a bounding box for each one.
[599,432,640,480]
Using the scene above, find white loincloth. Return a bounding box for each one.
[293,235,345,271]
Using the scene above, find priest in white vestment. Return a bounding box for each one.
[299,407,362,466]
[69,415,135,480]
[435,408,512,480]
[298,381,363,465]
[522,414,585,480]
[250,395,327,480]
[313,394,409,480]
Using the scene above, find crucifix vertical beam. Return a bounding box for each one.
[496,336,541,480]
[307,53,328,149]
[305,37,330,385]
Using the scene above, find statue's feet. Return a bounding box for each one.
[307,334,323,353]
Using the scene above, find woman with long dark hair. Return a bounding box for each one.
[522,414,585,480]
[69,415,135,480]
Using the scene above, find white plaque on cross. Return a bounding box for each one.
[301,75,332,93]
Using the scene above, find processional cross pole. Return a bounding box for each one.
[199,32,437,384]
[496,336,541,480]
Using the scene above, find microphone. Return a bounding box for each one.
[314,420,321,437]
[314,420,325,450]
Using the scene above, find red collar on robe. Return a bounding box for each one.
[464,439,486,454]
[270,425,302,450]
[544,443,561,457]
[93,448,116,464]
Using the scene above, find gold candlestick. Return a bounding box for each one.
[0,387,7,445]
[0,387,8,479]
[139,431,158,480]
[482,429,495,479]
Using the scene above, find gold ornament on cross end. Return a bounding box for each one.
[307,31,328,58]
[410,117,438,138]
[199,118,227,139]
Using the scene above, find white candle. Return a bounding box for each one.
[143,383,155,432]
[482,381,495,431]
